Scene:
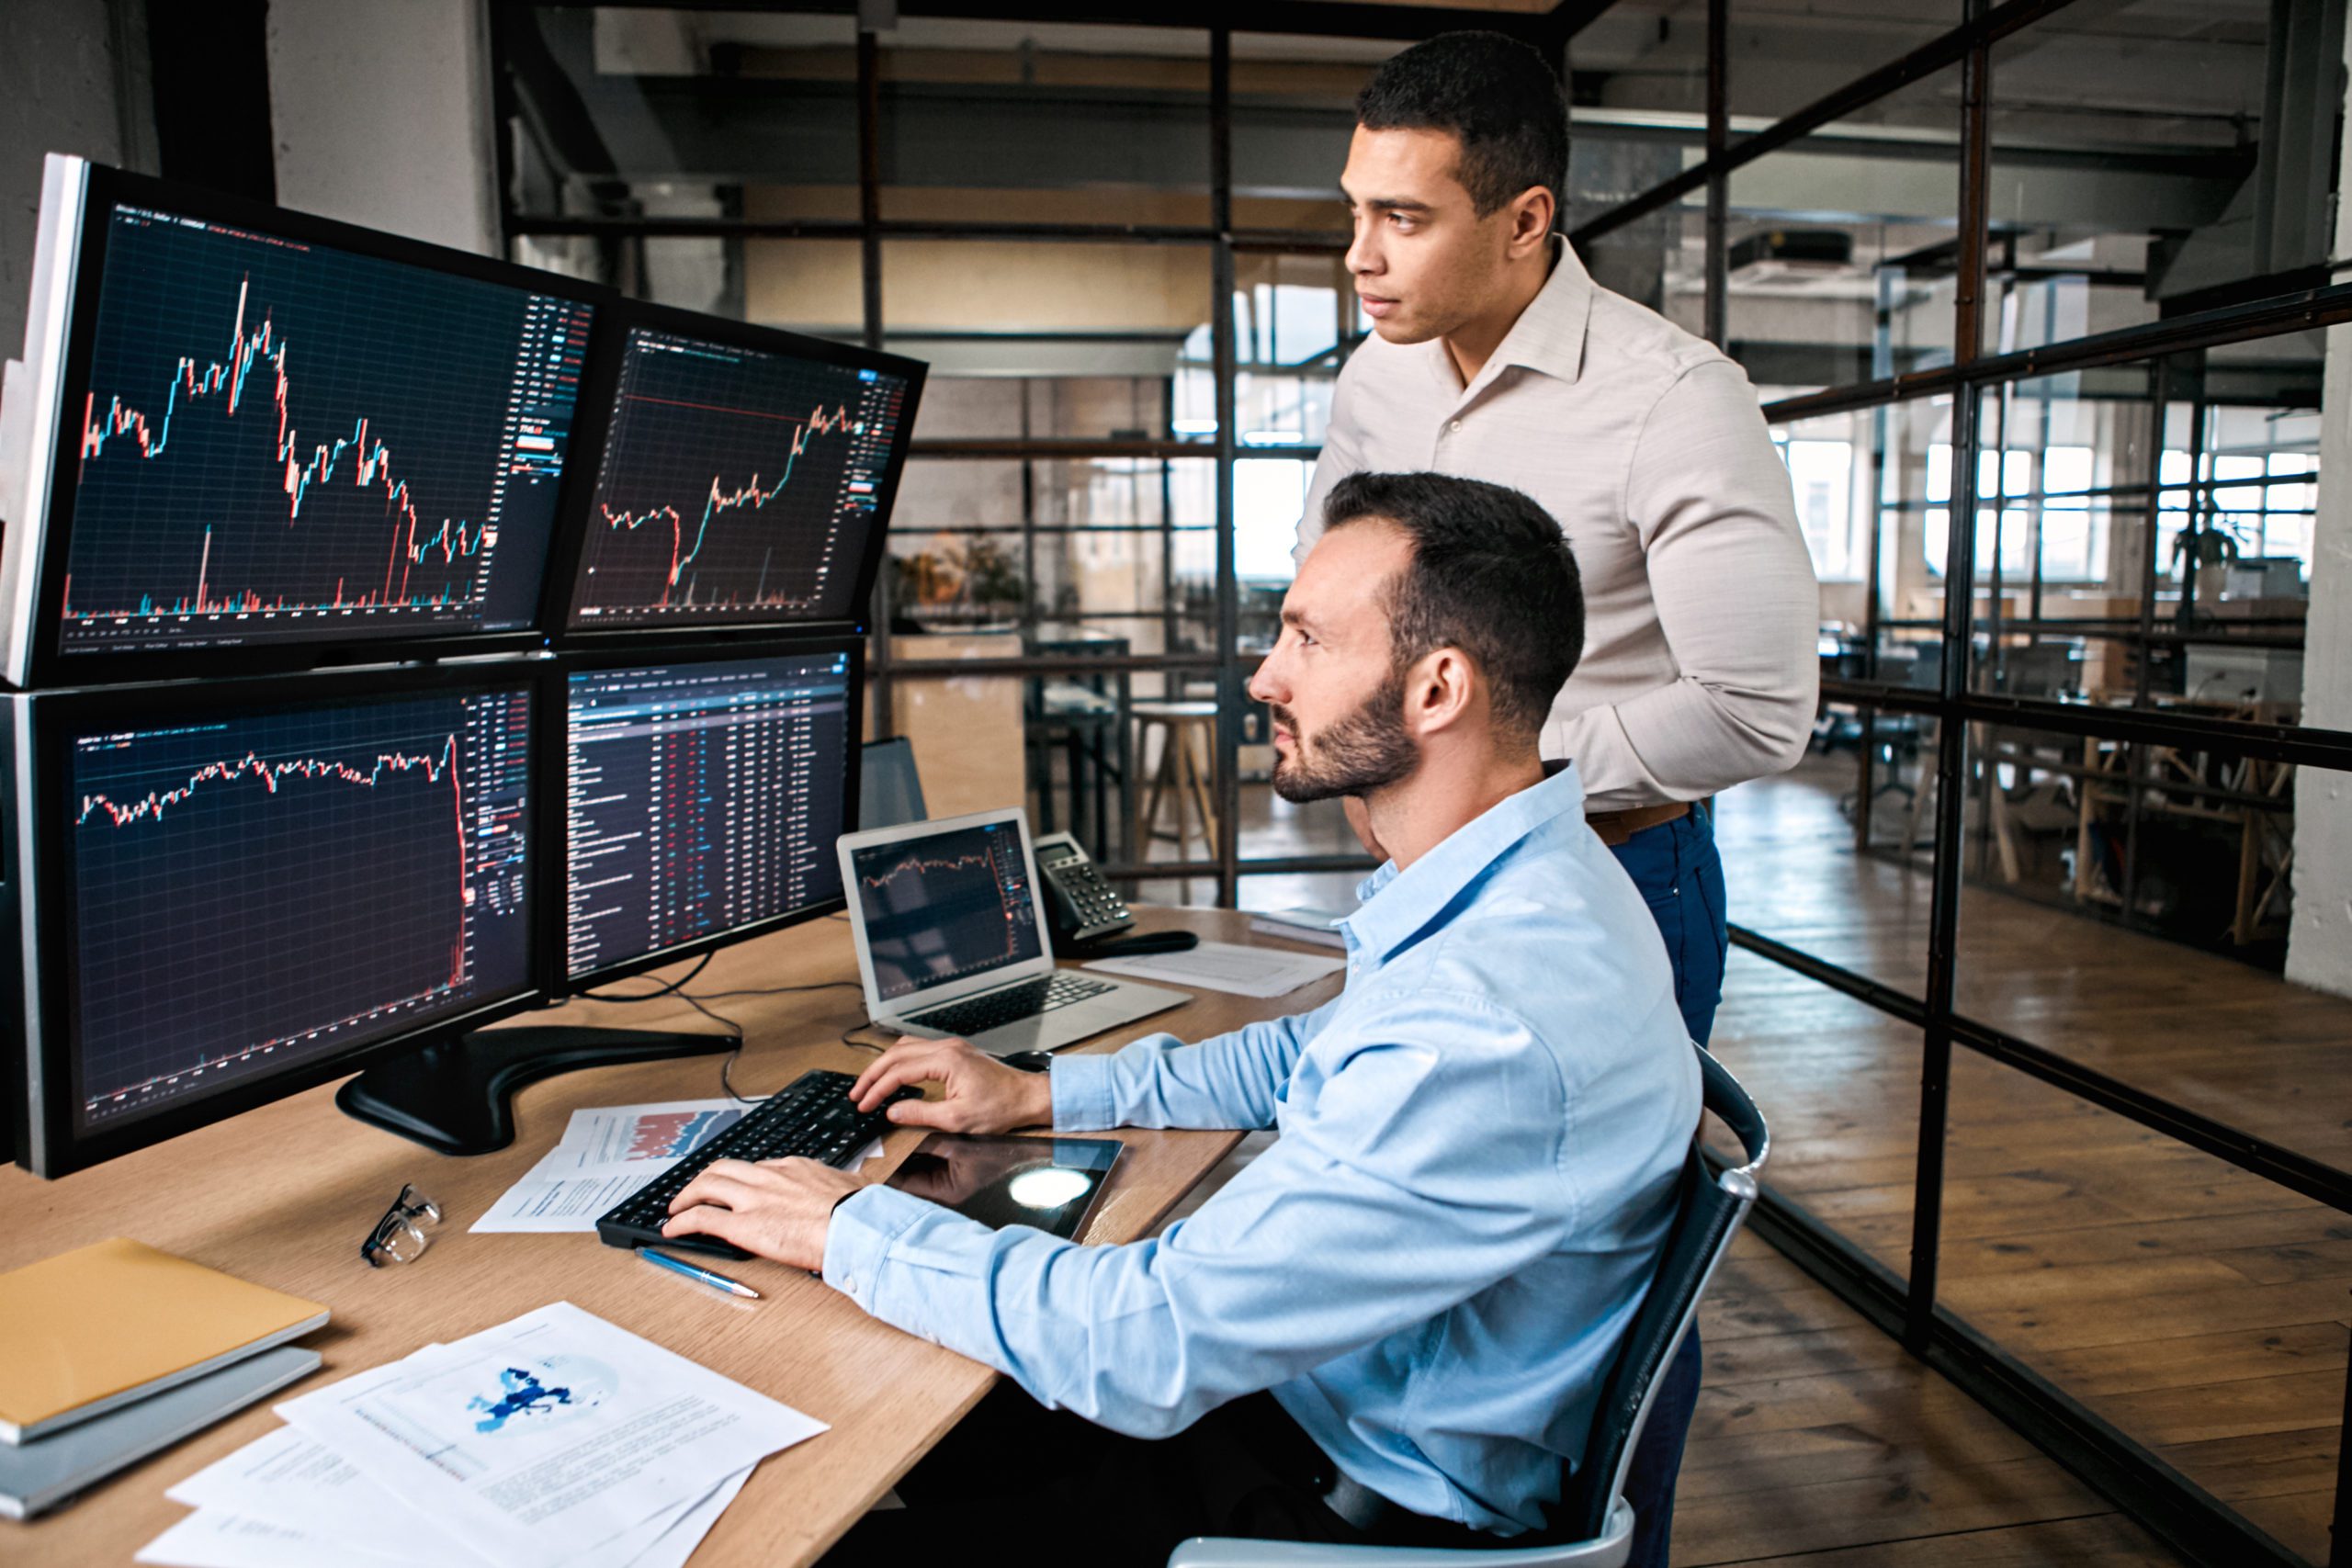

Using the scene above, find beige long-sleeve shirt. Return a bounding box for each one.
[1298,241,1819,814]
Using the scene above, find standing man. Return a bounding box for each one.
[1297,31,1819,1568]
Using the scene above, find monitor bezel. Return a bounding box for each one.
[545,634,865,998]
[0,705,20,1170]
[546,299,926,649]
[15,160,612,691]
[16,661,549,1179]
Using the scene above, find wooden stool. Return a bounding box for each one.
[1131,701,1220,865]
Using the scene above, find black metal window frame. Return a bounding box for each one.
[487,6,2351,1564]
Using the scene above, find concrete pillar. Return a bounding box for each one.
[266,0,500,257]
[2283,13,2352,996]
[0,0,149,361]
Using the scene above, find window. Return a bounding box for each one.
[1775,436,1862,581]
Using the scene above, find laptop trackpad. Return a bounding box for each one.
[970,1014,1060,1055]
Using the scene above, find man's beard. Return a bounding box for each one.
[1269,671,1419,803]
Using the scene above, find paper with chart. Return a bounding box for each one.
[272,1303,822,1568]
[471,1099,882,1233]
[1082,939,1346,998]
[469,1100,741,1234]
[148,1422,752,1568]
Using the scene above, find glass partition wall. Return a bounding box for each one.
[491,5,2351,1563]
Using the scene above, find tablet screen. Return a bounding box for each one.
[885,1134,1123,1241]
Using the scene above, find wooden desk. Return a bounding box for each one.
[2,907,1330,1566]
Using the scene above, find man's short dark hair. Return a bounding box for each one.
[1355,31,1568,218]
[1323,471,1583,742]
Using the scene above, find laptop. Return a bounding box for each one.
[839,807,1187,1055]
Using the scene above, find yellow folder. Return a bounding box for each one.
[0,1239,328,1444]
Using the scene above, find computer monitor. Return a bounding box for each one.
[552,303,922,639]
[0,154,603,688]
[8,666,544,1178]
[558,640,862,992]
[0,710,19,1168]
[858,736,928,829]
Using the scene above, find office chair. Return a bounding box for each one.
[1167,1048,1769,1568]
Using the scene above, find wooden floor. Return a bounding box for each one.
[1122,760,2344,1562]
[1707,756,2349,1565]
[1678,1232,2188,1566]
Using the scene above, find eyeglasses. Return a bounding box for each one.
[361,1184,442,1267]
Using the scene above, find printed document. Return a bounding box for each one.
[1083,939,1345,998]
[141,1465,748,1568]
[473,1100,879,1233]
[272,1303,821,1568]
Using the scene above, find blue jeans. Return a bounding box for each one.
[1607,805,1727,1568]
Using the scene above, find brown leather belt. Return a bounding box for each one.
[1587,800,1692,847]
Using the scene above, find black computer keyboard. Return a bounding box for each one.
[904,972,1114,1039]
[596,1068,917,1259]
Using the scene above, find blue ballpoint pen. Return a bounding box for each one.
[638,1247,762,1300]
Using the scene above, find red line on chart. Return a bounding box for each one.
[620,392,840,425]
[77,736,474,987]
[861,841,1022,962]
[71,275,490,620]
[859,849,999,890]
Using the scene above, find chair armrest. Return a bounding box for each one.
[1166,1501,1633,1568]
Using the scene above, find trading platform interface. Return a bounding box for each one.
[564,651,854,982]
[59,200,588,658]
[565,328,910,629]
[62,685,534,1131]
[851,820,1043,1001]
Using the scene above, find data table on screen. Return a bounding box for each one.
[566,329,909,629]
[563,652,854,982]
[62,686,534,1129]
[58,201,587,658]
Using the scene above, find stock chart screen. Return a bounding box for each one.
[563,650,854,982]
[563,328,910,630]
[849,819,1044,1001]
[58,200,589,658]
[63,683,535,1132]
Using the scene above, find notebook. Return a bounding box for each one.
[1247,905,1355,950]
[0,1239,328,1444]
[836,807,1185,1056]
[0,1345,320,1518]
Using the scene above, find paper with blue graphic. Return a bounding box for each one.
[144,1421,752,1568]
[273,1303,822,1568]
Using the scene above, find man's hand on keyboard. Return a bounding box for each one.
[850,1037,1055,1134]
[662,1156,863,1271]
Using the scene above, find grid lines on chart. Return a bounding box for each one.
[571,331,889,623]
[62,208,544,638]
[69,694,488,1116]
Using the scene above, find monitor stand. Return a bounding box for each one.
[336,1026,737,1157]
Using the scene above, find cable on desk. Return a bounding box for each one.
[688,979,862,1002]
[839,1024,898,1055]
[580,953,714,1003]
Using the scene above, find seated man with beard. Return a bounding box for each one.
[661,470,1702,1563]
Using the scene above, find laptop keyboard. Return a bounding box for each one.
[905,972,1115,1039]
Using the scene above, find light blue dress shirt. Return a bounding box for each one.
[822,762,1702,1534]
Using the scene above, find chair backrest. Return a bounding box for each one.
[1552,1048,1769,1541]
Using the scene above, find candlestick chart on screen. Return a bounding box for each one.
[55,202,587,658]
[64,687,534,1129]
[567,328,909,629]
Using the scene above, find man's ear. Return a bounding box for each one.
[1408,647,1477,736]
[1506,186,1555,259]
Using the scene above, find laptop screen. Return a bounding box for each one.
[850,819,1045,1000]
